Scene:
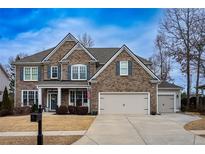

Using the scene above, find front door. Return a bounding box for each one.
[49,93,57,111]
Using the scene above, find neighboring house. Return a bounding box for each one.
[0,64,10,102]
[14,33,181,114]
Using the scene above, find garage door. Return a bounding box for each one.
[158,95,174,113]
[99,92,149,114]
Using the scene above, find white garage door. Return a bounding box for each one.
[99,92,149,115]
[158,95,174,113]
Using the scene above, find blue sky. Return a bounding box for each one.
[0,8,186,87]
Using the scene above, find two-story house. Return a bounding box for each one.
[0,64,10,102]
[14,33,182,114]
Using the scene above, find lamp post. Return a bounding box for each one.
[30,105,43,145]
[37,105,43,145]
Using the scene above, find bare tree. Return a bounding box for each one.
[159,8,200,107]
[191,9,205,107]
[5,53,27,95]
[150,34,173,81]
[78,33,94,47]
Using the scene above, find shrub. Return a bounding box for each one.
[91,110,98,115]
[68,106,76,114]
[13,106,31,115]
[76,106,88,115]
[31,104,38,112]
[0,109,12,117]
[151,111,156,115]
[56,105,68,115]
[2,87,13,111]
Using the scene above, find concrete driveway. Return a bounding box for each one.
[74,113,205,145]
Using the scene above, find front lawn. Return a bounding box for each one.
[184,118,205,130]
[0,136,81,145]
[0,114,95,132]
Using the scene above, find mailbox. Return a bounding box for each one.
[31,112,42,122]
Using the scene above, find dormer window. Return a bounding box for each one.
[51,66,58,79]
[71,64,87,80]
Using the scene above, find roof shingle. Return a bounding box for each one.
[15,47,152,65]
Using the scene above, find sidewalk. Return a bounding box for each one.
[0,131,86,137]
[190,130,205,135]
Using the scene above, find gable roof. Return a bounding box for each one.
[158,81,182,89]
[87,48,152,65]
[42,33,78,62]
[60,42,97,62]
[15,47,54,63]
[0,64,9,79]
[89,45,160,81]
[15,46,152,65]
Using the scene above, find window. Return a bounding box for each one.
[120,61,128,76]
[69,90,88,106]
[22,90,38,106]
[51,66,58,79]
[71,64,87,80]
[24,67,38,81]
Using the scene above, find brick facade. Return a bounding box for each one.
[90,50,157,113]
[15,39,157,114]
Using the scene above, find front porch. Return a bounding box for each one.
[37,81,91,112]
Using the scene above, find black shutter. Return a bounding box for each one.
[20,67,23,81]
[58,65,61,80]
[47,65,50,79]
[38,66,41,81]
[87,64,90,80]
[116,61,120,76]
[128,61,132,75]
[68,65,71,80]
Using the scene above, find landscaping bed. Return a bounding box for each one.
[184,118,205,130]
[0,135,82,145]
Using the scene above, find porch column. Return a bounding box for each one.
[38,87,42,105]
[57,88,61,107]
[87,88,91,113]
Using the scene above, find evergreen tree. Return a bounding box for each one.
[2,87,12,111]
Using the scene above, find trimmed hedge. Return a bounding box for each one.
[76,106,88,115]
[56,105,68,115]
[0,109,12,117]
[13,106,31,115]
[68,106,76,114]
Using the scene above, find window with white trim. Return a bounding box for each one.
[22,90,38,106]
[24,67,38,81]
[51,66,58,79]
[69,90,88,106]
[120,61,128,76]
[71,64,87,80]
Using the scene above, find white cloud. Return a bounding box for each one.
[0,17,158,63]
[0,17,184,87]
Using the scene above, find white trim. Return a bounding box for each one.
[89,45,160,81]
[47,92,58,111]
[158,92,176,113]
[37,85,90,88]
[156,84,159,114]
[51,66,58,79]
[21,90,38,107]
[158,87,182,90]
[42,33,78,62]
[60,42,97,62]
[120,61,128,76]
[98,92,150,115]
[68,89,89,107]
[23,66,38,81]
[71,64,87,80]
